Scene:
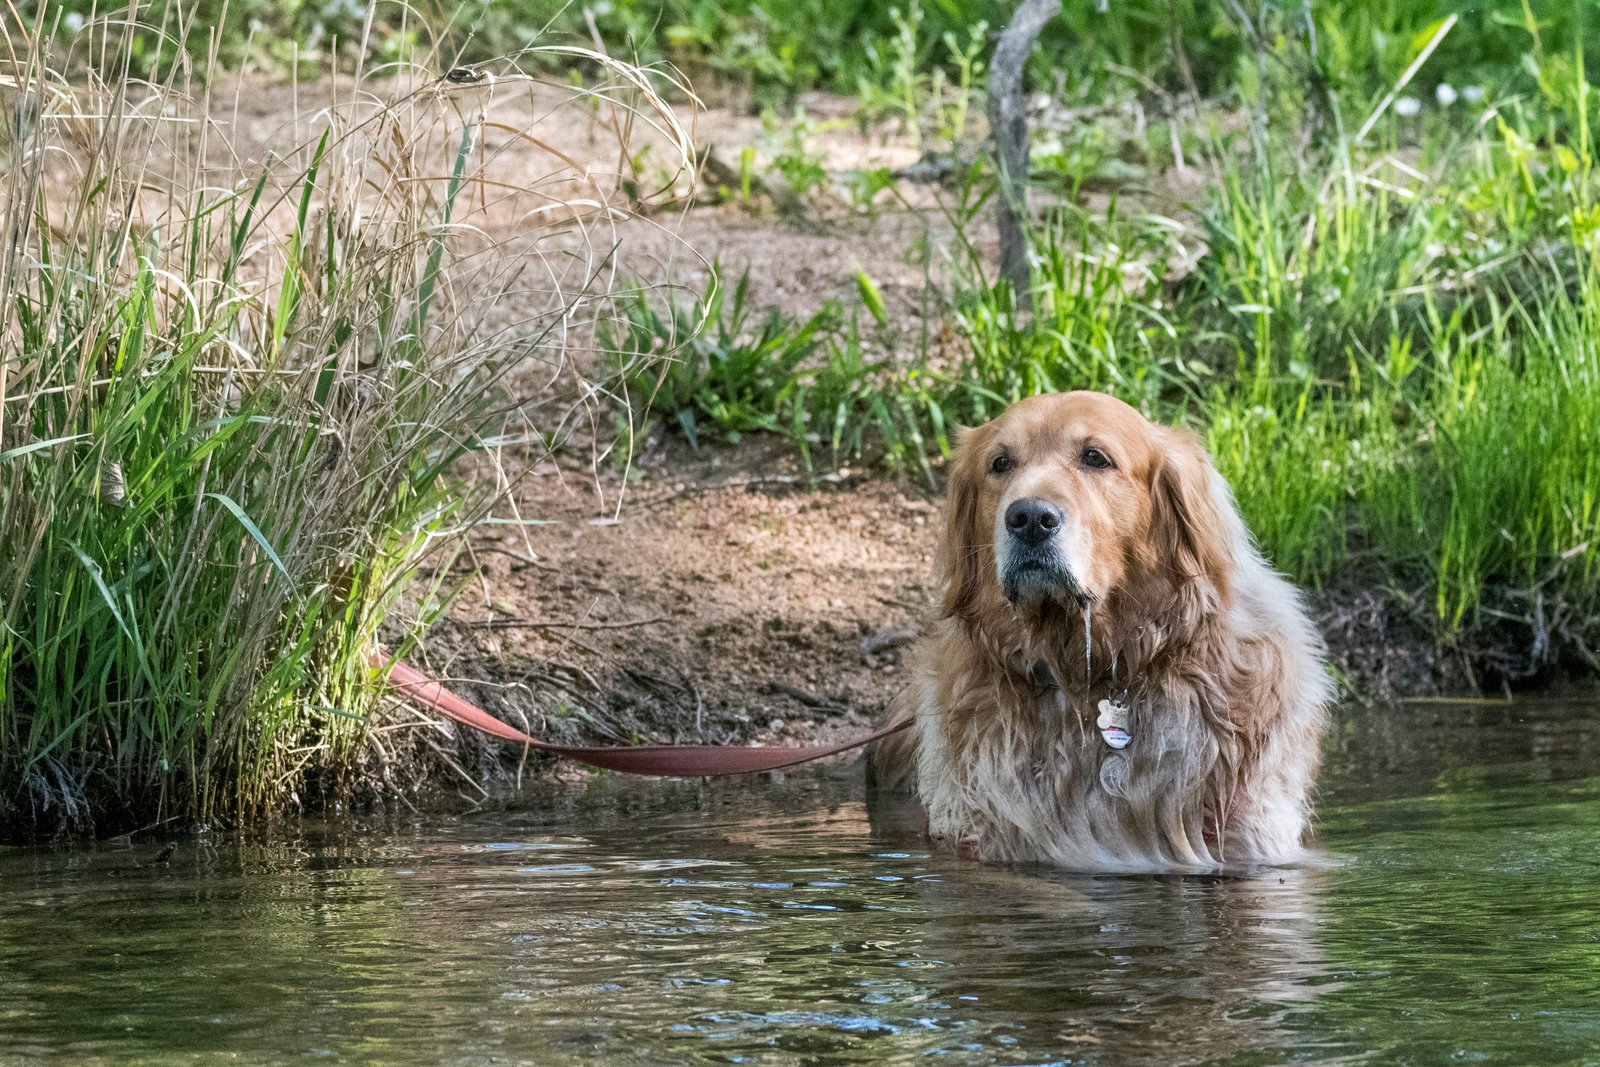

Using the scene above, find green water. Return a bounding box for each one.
[4,701,1600,1065]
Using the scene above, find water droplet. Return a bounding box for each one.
[1082,602,1094,675]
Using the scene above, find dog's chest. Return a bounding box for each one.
[1027,687,1141,789]
[919,682,1222,867]
[939,684,1150,797]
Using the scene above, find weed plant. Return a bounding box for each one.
[610,270,948,481]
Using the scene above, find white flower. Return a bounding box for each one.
[63,11,84,30]
[1462,85,1486,104]
[1394,96,1422,118]
[1435,83,1458,106]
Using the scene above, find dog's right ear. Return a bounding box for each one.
[937,421,997,620]
[1149,426,1240,620]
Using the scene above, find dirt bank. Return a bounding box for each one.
[421,437,930,777]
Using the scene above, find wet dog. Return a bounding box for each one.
[871,392,1331,871]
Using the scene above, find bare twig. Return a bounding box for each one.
[861,626,918,655]
[767,682,852,717]
[455,614,666,632]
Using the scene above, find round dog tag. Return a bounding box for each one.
[1099,753,1131,797]
[1096,697,1131,750]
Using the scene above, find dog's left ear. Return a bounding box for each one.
[1149,427,1240,618]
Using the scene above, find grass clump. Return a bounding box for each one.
[0,19,687,836]
[948,205,1187,421]
[611,270,841,451]
[1187,50,1600,670]
[610,269,951,480]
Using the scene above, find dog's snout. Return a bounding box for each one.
[1005,497,1063,546]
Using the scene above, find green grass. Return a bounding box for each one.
[1189,53,1599,659]
[611,269,842,450]
[0,72,460,832]
[610,269,952,481]
[948,204,1187,420]
[40,0,1597,121]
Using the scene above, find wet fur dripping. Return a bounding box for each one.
[870,392,1332,871]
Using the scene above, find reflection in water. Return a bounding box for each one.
[1,700,1599,1064]
[853,856,1335,1063]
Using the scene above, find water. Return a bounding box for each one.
[5,700,1600,1065]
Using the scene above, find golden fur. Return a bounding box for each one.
[870,392,1332,871]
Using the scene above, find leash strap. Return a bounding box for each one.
[380,655,911,776]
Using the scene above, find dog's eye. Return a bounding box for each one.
[990,452,1013,475]
[1082,448,1114,470]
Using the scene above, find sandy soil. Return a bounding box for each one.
[426,438,937,765]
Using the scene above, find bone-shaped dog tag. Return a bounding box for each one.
[1096,696,1132,750]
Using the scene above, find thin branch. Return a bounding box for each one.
[454,615,667,632]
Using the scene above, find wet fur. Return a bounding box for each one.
[871,392,1332,872]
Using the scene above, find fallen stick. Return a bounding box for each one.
[455,615,667,632]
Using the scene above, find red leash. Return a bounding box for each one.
[379,654,910,776]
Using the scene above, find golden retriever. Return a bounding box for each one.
[870,391,1331,871]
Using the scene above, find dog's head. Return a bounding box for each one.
[938,392,1241,632]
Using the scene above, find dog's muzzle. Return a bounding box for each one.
[1000,497,1085,607]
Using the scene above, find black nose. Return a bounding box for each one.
[1005,497,1062,547]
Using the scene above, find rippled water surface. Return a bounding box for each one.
[6,700,1600,1065]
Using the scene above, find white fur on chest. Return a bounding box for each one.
[911,681,1304,872]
